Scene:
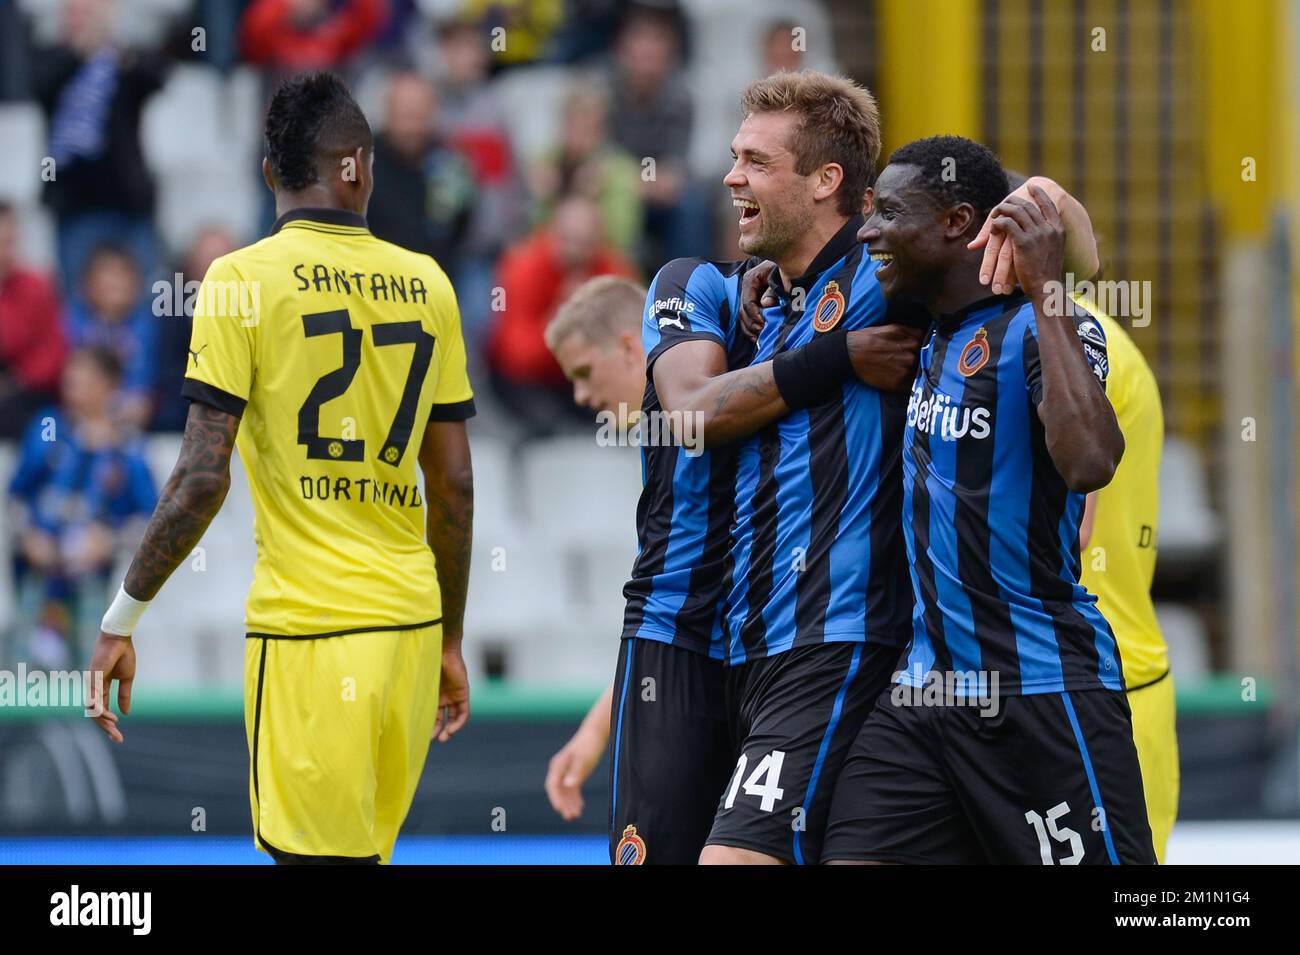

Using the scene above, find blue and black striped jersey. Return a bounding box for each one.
[621,256,757,658]
[900,290,1124,695]
[723,215,915,664]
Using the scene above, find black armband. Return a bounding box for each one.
[771,329,854,409]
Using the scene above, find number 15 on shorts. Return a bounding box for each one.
[724,750,786,813]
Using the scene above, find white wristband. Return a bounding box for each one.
[101,584,150,637]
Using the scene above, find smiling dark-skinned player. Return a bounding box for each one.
[821,136,1155,865]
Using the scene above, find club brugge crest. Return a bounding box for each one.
[616,824,647,865]
[811,280,846,332]
[957,327,991,376]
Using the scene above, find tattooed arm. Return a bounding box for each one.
[654,326,921,450]
[418,418,473,741]
[653,340,790,449]
[87,400,239,743]
[125,401,239,598]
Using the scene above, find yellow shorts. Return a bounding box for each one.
[244,623,443,863]
[1127,673,1179,863]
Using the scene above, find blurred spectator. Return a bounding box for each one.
[152,225,239,433]
[6,346,157,669]
[607,6,708,269]
[192,0,254,73]
[529,83,642,259]
[368,70,477,277]
[239,0,390,75]
[459,0,564,73]
[64,243,156,431]
[546,0,625,64]
[0,0,32,100]
[32,0,169,292]
[486,193,636,436]
[762,20,805,74]
[370,0,422,55]
[0,203,68,440]
[435,19,526,351]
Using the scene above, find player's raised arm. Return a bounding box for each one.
[419,417,474,742]
[997,185,1124,492]
[970,174,1101,295]
[653,268,917,449]
[88,400,240,742]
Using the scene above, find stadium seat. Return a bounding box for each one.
[679,0,838,180]
[479,437,639,686]
[464,434,519,536]
[463,522,568,684]
[564,536,636,671]
[143,66,264,257]
[518,436,641,550]
[0,103,46,206]
[141,64,226,174]
[129,435,254,687]
[18,0,193,49]
[1155,601,1211,685]
[141,434,182,489]
[1157,435,1222,564]
[490,64,576,171]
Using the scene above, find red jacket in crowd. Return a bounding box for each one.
[487,231,637,389]
[240,0,389,70]
[0,266,66,397]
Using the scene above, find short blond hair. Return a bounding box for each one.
[740,70,882,216]
[545,276,646,353]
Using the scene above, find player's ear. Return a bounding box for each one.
[948,202,977,240]
[619,328,640,364]
[814,162,845,204]
[353,145,374,208]
[261,157,275,194]
[340,146,363,188]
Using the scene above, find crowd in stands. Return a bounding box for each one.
[0,0,820,665]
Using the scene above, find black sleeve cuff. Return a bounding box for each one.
[428,397,476,422]
[181,377,247,418]
[772,329,854,409]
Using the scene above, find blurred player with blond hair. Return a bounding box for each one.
[540,272,744,866]
[542,276,649,823]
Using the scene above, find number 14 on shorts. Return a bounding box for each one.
[724,750,787,813]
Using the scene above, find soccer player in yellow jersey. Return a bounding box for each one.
[1073,296,1178,862]
[85,72,476,864]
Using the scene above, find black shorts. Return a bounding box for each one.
[823,685,1157,864]
[706,641,903,864]
[608,637,733,865]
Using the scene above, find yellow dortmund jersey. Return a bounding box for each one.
[182,208,475,637]
[1073,295,1167,686]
